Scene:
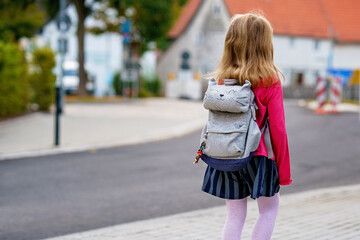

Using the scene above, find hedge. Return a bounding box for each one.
[28,46,56,111]
[0,41,29,117]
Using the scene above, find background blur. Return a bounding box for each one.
[0,0,359,240]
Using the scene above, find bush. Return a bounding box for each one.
[113,73,163,98]
[28,46,56,111]
[112,72,135,97]
[112,71,123,95]
[140,76,162,97]
[0,41,30,117]
[138,87,153,98]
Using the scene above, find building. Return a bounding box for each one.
[157,0,360,98]
[39,3,122,97]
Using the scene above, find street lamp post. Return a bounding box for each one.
[55,0,68,146]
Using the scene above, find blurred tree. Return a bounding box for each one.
[0,0,45,42]
[39,0,188,96]
[29,46,56,111]
[0,41,30,117]
[92,0,188,52]
[72,0,91,96]
[40,0,95,96]
[91,0,187,95]
[39,0,60,20]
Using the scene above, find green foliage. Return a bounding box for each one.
[28,46,56,111]
[179,0,188,6]
[132,1,174,43]
[39,0,60,20]
[0,0,45,42]
[112,72,135,97]
[108,0,189,51]
[0,41,30,117]
[138,86,152,98]
[112,71,123,95]
[140,76,162,97]
[112,72,162,98]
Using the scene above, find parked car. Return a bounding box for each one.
[63,61,79,94]
[62,61,94,95]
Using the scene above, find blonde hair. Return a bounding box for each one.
[209,13,284,87]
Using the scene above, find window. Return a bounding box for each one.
[57,38,68,53]
[296,72,304,86]
[314,39,320,50]
[289,37,295,48]
[213,2,221,15]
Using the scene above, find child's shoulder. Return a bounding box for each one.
[254,77,281,88]
[252,78,282,104]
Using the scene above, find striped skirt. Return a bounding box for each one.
[201,156,280,200]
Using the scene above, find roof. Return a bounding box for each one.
[168,0,360,43]
[168,0,203,39]
[224,0,330,39]
[319,0,360,43]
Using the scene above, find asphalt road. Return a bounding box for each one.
[0,101,359,240]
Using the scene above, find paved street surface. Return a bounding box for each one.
[0,100,359,239]
[0,98,207,160]
[43,184,360,240]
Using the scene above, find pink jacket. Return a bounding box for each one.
[252,82,292,185]
[217,79,292,185]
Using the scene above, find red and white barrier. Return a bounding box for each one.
[329,76,342,113]
[315,76,327,114]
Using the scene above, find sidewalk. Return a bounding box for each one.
[43,184,360,240]
[0,98,207,160]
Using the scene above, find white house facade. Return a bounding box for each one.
[273,36,332,86]
[39,4,123,97]
[158,0,360,98]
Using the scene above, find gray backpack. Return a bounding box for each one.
[194,78,273,171]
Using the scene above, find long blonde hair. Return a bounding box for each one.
[209,13,284,87]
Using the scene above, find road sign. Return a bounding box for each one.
[121,19,132,43]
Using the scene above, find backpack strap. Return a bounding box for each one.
[249,90,258,120]
[250,89,274,159]
[260,118,274,159]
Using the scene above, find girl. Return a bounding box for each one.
[201,13,292,240]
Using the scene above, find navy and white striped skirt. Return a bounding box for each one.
[201,156,280,200]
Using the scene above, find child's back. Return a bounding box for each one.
[215,79,292,185]
[199,12,292,240]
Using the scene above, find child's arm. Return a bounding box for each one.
[267,85,292,185]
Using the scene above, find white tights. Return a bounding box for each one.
[222,192,280,240]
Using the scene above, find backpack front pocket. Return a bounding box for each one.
[203,127,247,159]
